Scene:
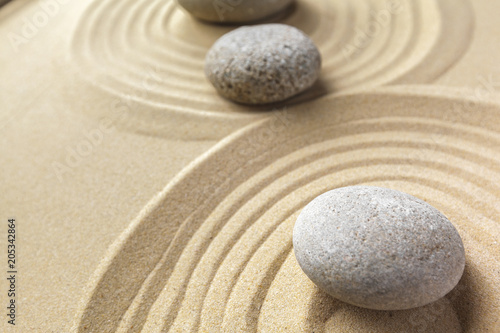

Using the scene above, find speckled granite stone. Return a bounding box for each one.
[177,0,294,23]
[205,24,321,104]
[293,186,466,310]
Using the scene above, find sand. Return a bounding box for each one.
[0,0,499,332]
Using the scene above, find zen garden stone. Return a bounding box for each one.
[178,0,294,23]
[205,24,321,104]
[293,186,466,310]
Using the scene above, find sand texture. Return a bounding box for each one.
[0,0,499,332]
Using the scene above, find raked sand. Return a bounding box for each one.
[0,0,499,332]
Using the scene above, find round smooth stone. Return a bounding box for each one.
[204,24,321,104]
[177,0,294,23]
[293,186,466,311]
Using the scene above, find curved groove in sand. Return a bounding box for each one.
[228,179,481,333]
[69,0,474,139]
[146,154,498,332]
[199,166,499,332]
[72,89,500,332]
[147,125,500,331]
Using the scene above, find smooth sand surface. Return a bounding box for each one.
[1,0,499,332]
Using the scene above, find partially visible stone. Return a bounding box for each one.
[293,186,466,311]
[177,0,294,23]
[204,24,321,104]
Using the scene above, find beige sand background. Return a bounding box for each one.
[1,0,499,332]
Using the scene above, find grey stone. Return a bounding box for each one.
[177,0,294,23]
[293,186,466,310]
[204,24,321,104]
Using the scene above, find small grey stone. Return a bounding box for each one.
[293,186,466,311]
[177,0,294,23]
[205,24,321,104]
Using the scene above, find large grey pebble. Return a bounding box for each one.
[293,186,466,310]
[205,24,321,104]
[177,0,293,23]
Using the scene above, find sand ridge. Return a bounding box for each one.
[72,88,500,332]
[70,0,473,140]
